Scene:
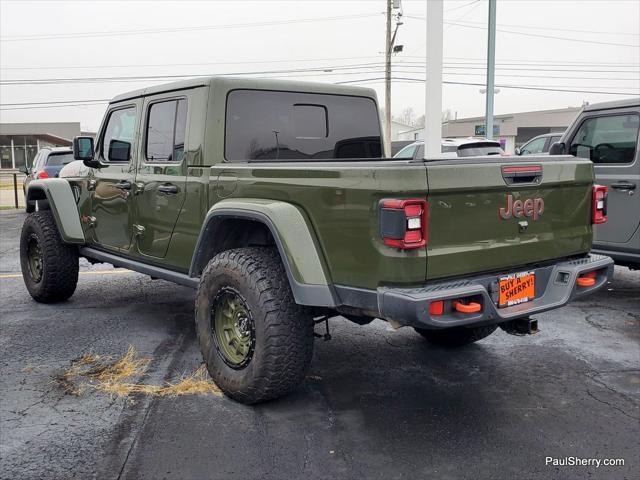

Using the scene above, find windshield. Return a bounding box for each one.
[394,144,418,159]
[45,153,74,166]
[456,143,503,157]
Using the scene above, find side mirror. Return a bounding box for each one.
[73,136,100,168]
[108,139,131,162]
[548,142,565,156]
[514,147,521,155]
[18,164,29,174]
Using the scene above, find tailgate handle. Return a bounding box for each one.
[502,165,542,185]
[611,181,636,191]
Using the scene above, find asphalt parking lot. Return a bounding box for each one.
[1,209,638,480]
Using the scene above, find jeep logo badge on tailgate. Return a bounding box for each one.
[499,194,544,220]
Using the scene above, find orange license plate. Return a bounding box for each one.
[498,271,535,307]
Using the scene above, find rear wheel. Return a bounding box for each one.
[20,211,79,303]
[195,247,314,404]
[414,325,498,347]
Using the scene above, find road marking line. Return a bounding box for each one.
[0,269,133,279]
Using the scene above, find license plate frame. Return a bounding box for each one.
[498,271,535,307]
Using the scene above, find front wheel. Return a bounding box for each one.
[20,211,79,303]
[414,324,498,347]
[195,247,314,404]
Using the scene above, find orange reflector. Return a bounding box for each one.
[453,301,482,313]
[577,275,596,287]
[429,301,444,315]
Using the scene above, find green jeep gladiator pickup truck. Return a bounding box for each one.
[21,77,614,404]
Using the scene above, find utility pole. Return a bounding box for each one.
[485,0,497,140]
[424,0,443,157]
[384,0,392,157]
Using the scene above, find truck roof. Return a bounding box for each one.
[110,76,379,104]
[582,97,640,112]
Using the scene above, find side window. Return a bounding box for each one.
[394,144,417,159]
[521,137,546,154]
[569,114,639,164]
[145,99,187,163]
[36,152,48,169]
[31,152,42,169]
[102,107,137,162]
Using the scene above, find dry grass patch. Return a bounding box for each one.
[59,346,221,398]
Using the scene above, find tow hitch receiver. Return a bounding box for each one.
[500,317,539,336]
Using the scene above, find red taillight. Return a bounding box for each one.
[379,199,428,249]
[592,185,608,224]
[36,170,49,179]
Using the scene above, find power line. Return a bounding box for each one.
[444,18,640,37]
[446,21,640,48]
[335,77,639,96]
[404,15,640,47]
[444,0,482,13]
[3,57,637,72]
[0,102,109,111]
[0,99,110,107]
[405,15,639,37]
[4,64,639,86]
[3,76,637,111]
[0,13,381,42]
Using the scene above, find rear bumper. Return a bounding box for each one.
[376,254,614,329]
[591,246,639,269]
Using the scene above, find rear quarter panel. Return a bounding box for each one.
[209,161,429,289]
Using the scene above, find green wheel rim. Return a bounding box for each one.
[27,234,43,283]
[211,288,255,369]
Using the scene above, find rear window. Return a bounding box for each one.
[45,153,74,166]
[225,90,382,161]
[456,143,503,157]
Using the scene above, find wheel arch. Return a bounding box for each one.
[25,179,85,244]
[190,199,337,307]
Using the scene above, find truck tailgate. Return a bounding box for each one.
[425,156,593,280]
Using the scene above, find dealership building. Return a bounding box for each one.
[396,106,582,153]
[0,122,88,170]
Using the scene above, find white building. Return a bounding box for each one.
[385,120,415,142]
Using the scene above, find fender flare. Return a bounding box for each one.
[190,198,337,307]
[26,179,85,244]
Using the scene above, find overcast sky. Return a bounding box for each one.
[1,0,639,132]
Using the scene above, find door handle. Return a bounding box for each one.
[610,181,636,190]
[114,181,132,190]
[157,183,179,195]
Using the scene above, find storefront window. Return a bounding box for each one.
[0,134,67,169]
[26,146,38,167]
[0,146,12,169]
[13,146,26,169]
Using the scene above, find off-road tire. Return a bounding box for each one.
[20,211,79,303]
[414,325,498,347]
[195,247,314,404]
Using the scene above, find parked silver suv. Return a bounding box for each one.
[549,98,640,269]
